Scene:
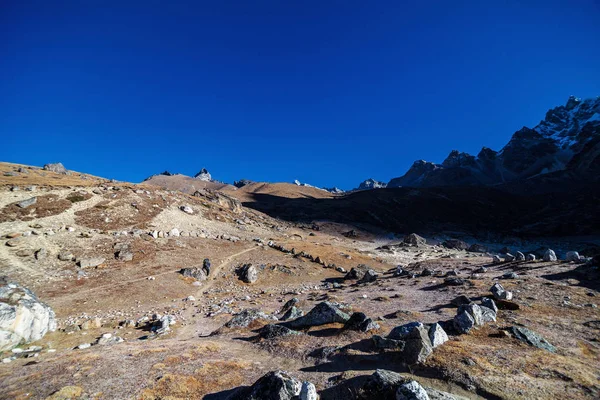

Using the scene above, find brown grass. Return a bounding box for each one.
[0,194,72,222]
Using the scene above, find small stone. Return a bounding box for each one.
[77,343,91,350]
[78,257,105,268]
[58,251,74,261]
[17,197,37,208]
[180,205,194,214]
[35,248,47,260]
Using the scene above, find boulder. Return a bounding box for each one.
[450,295,471,307]
[237,264,258,283]
[34,248,47,260]
[504,253,516,262]
[227,370,302,400]
[526,254,536,261]
[396,380,430,400]
[358,269,378,283]
[361,369,408,399]
[453,310,475,334]
[43,163,67,174]
[457,304,484,326]
[17,197,37,208]
[481,297,498,313]
[180,205,194,214]
[345,264,372,280]
[388,322,424,340]
[543,249,557,262]
[168,228,180,237]
[479,306,497,323]
[515,251,525,261]
[403,233,426,246]
[180,267,207,281]
[78,257,105,268]
[299,381,318,400]
[508,326,556,353]
[566,251,582,262]
[281,306,303,321]
[259,324,302,339]
[467,244,488,253]
[344,312,380,332]
[442,239,469,250]
[428,323,448,348]
[0,284,57,351]
[116,249,133,261]
[492,255,502,263]
[225,309,272,328]
[202,258,211,276]
[372,335,406,351]
[490,283,513,301]
[388,323,433,364]
[280,298,299,314]
[58,251,74,261]
[285,302,350,329]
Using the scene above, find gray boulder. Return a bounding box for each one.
[285,302,350,329]
[280,306,304,321]
[515,251,525,261]
[227,370,301,400]
[458,304,484,326]
[361,369,408,399]
[180,267,207,281]
[526,254,536,261]
[490,283,513,300]
[504,253,516,262]
[259,324,302,339]
[428,323,448,348]
[300,381,318,400]
[225,309,273,328]
[508,326,556,353]
[388,322,424,340]
[453,310,475,334]
[17,197,37,208]
[442,239,469,250]
[0,284,57,351]
[344,312,380,332]
[372,335,406,351]
[237,264,258,283]
[345,264,372,280]
[481,297,498,313]
[566,251,582,262]
[78,257,105,268]
[543,249,557,262]
[396,380,430,400]
[397,324,433,364]
[492,255,502,263]
[358,269,378,283]
[43,163,67,174]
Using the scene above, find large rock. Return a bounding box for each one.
[566,251,582,262]
[237,264,258,283]
[428,323,448,348]
[78,257,105,268]
[17,197,37,208]
[225,309,272,328]
[358,269,378,283]
[285,302,350,329]
[490,283,513,301]
[453,310,475,334]
[343,312,380,332]
[180,267,207,281]
[396,380,430,400]
[388,322,433,364]
[43,163,67,174]
[227,370,302,400]
[361,369,409,399]
[543,249,557,262]
[280,306,303,321]
[508,326,556,353]
[259,324,302,339]
[0,284,57,351]
[299,381,318,400]
[442,239,469,250]
[345,264,373,280]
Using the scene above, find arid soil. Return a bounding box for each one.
[0,162,599,400]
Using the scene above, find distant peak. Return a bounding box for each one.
[565,95,582,110]
[194,168,212,181]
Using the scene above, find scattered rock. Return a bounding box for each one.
[17,197,37,208]
[285,302,350,329]
[508,326,556,353]
[526,254,536,261]
[515,251,525,261]
[180,205,194,214]
[490,282,513,301]
[450,295,471,307]
[566,251,582,262]
[492,255,502,264]
[396,380,430,400]
[203,258,211,276]
[78,257,105,268]
[225,309,273,328]
[502,272,518,279]
[468,244,488,253]
[372,335,406,351]
[228,370,302,400]
[43,163,67,174]
[442,239,469,250]
[453,310,475,334]
[0,283,57,351]
[281,306,304,321]
[237,264,258,283]
[361,369,408,398]
[543,249,557,262]
[180,267,207,281]
[428,323,448,348]
[504,253,516,262]
[344,312,380,332]
[299,381,318,400]
[116,249,133,261]
[57,251,74,261]
[345,264,373,280]
[259,324,302,339]
[358,269,378,283]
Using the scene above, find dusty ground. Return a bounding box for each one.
[0,162,599,400]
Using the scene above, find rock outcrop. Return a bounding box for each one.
[0,284,57,351]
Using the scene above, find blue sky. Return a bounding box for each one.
[1,1,600,190]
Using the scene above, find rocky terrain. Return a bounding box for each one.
[0,160,599,400]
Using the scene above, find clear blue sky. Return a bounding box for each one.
[1,1,599,189]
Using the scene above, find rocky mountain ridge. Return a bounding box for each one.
[387,96,600,188]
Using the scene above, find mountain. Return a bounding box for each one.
[356,178,387,190]
[194,168,212,181]
[388,96,600,188]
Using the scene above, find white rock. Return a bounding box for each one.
[300,381,318,400]
[543,249,557,262]
[428,323,448,348]
[0,284,57,351]
[396,380,430,400]
[566,251,581,262]
[180,205,194,214]
[77,343,91,349]
[169,228,180,237]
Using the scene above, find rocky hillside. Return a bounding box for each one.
[388,96,600,188]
